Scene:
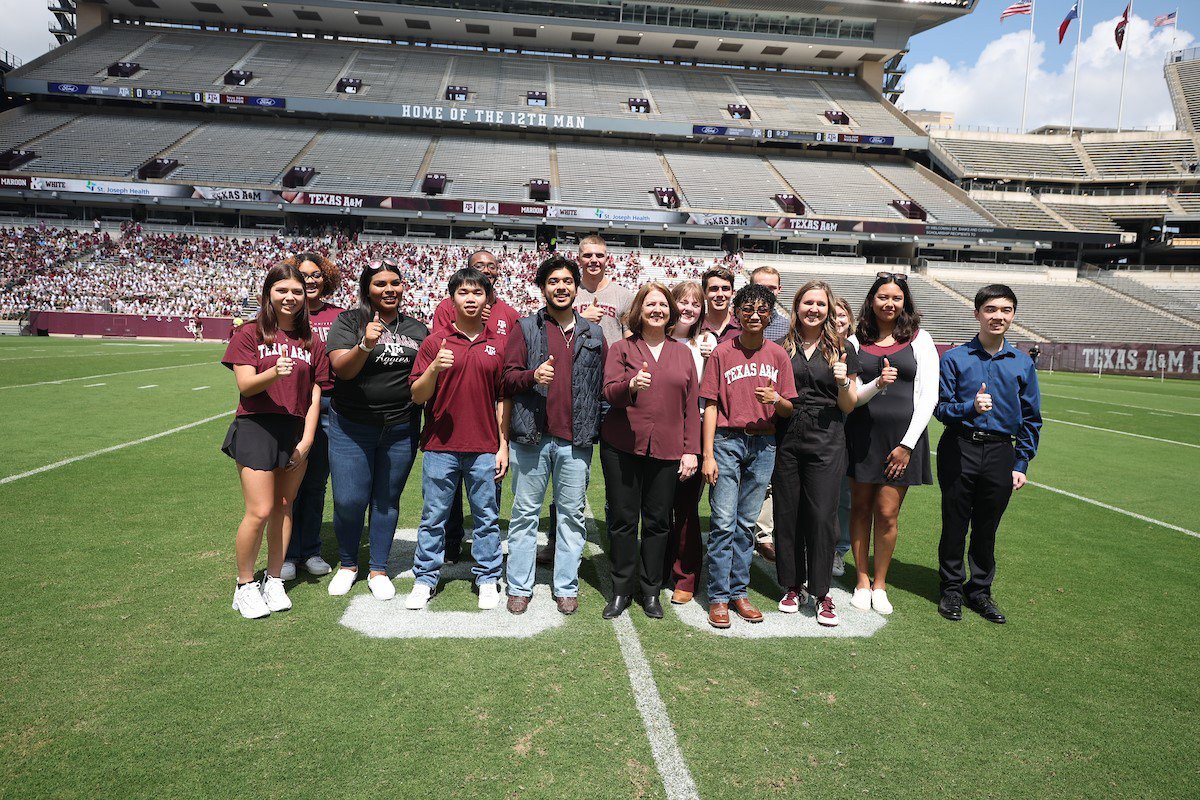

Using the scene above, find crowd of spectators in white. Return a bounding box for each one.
[0,224,736,324]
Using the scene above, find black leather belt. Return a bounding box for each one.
[955,428,1013,444]
[719,426,776,437]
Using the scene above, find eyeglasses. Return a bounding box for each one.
[876,271,908,282]
[736,306,772,318]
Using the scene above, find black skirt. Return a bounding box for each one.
[221,414,303,471]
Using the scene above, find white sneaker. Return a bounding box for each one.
[815,594,839,627]
[850,587,872,610]
[327,568,357,596]
[232,581,271,619]
[368,573,396,601]
[478,582,500,610]
[303,555,332,576]
[872,588,893,615]
[406,583,433,610]
[831,552,846,577]
[260,575,292,612]
[279,561,297,581]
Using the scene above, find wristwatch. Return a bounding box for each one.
[358,338,372,353]
[839,379,851,389]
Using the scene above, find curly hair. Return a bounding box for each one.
[284,251,341,297]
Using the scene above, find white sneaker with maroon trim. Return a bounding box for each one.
[778,588,802,613]
[815,594,839,627]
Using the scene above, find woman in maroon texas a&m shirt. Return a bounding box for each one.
[280,252,344,581]
[221,263,329,620]
[600,283,700,621]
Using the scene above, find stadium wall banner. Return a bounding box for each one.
[0,176,31,189]
[548,205,687,224]
[192,187,281,202]
[1030,342,1200,379]
[44,81,286,109]
[282,191,547,216]
[28,177,194,198]
[29,310,233,341]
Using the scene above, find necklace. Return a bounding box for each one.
[378,314,401,341]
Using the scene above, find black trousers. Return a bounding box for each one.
[772,419,847,600]
[936,432,1015,601]
[600,442,679,598]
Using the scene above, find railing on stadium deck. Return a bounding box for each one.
[1167,47,1200,64]
[0,48,21,69]
[1081,263,1200,275]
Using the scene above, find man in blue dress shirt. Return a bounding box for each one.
[933,284,1042,624]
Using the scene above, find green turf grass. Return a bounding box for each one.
[0,339,1196,799]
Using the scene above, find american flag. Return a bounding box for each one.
[1155,11,1178,28]
[1001,1,1034,21]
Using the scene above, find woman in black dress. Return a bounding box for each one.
[845,274,938,615]
[772,280,859,627]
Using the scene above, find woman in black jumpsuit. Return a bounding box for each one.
[772,280,859,627]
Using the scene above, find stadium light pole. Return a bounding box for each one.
[1069,0,1086,133]
[1117,0,1135,132]
[1020,0,1037,132]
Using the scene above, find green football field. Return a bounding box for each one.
[1,338,1196,800]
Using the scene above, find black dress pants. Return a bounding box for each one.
[600,442,679,599]
[772,418,846,600]
[937,432,1015,602]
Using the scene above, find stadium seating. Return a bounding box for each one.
[300,129,434,197]
[869,163,992,226]
[166,121,317,187]
[15,112,197,178]
[1165,53,1200,132]
[938,276,1200,344]
[425,137,551,202]
[769,158,903,219]
[1088,271,1200,323]
[662,150,791,214]
[13,25,919,134]
[554,143,668,209]
[931,134,1090,180]
[970,193,1068,231]
[0,106,78,153]
[1082,137,1198,179]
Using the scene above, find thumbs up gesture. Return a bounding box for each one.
[974,382,992,414]
[534,354,556,385]
[364,311,385,348]
[755,379,779,406]
[630,360,652,394]
[878,356,898,387]
[581,295,604,324]
[833,352,848,384]
[432,338,454,373]
[274,355,294,377]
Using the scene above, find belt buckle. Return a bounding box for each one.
[970,430,986,442]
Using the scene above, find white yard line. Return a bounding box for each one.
[1029,482,1199,540]
[1062,409,1091,415]
[191,386,210,391]
[0,361,212,390]
[1044,417,1200,449]
[138,385,157,389]
[84,383,106,388]
[0,348,210,362]
[1042,391,1200,417]
[0,413,229,486]
[1106,411,1133,416]
[584,502,699,800]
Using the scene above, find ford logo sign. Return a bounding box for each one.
[700,126,720,135]
[58,84,80,93]
[255,97,277,106]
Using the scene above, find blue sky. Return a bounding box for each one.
[901,0,1193,129]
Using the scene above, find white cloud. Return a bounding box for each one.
[0,0,57,66]
[901,14,1194,131]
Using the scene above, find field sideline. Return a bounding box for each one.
[1,338,1196,800]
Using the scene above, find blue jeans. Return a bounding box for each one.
[507,437,592,598]
[836,475,852,556]
[413,451,502,588]
[445,479,503,555]
[706,431,776,603]
[327,409,419,573]
[287,397,331,563]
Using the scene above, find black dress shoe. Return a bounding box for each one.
[641,595,664,619]
[966,596,1007,624]
[602,594,632,619]
[938,594,963,621]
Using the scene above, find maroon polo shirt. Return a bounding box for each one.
[601,336,700,461]
[502,318,582,442]
[410,324,504,453]
[699,336,796,431]
[433,296,521,341]
[701,314,741,344]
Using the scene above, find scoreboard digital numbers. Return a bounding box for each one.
[46,81,285,109]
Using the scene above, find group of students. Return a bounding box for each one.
[221,235,1042,628]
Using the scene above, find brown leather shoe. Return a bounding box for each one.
[671,589,693,605]
[755,540,776,562]
[708,602,731,629]
[506,595,530,615]
[731,598,764,623]
[554,595,578,615]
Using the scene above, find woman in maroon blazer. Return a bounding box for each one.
[600,283,701,620]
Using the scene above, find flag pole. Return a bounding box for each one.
[1069,0,1085,133]
[1118,0,1134,131]
[1020,1,1037,132]
[1174,7,1180,51]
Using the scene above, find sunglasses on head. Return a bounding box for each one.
[876,272,908,282]
[368,258,400,272]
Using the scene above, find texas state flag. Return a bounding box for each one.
[1059,3,1080,44]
